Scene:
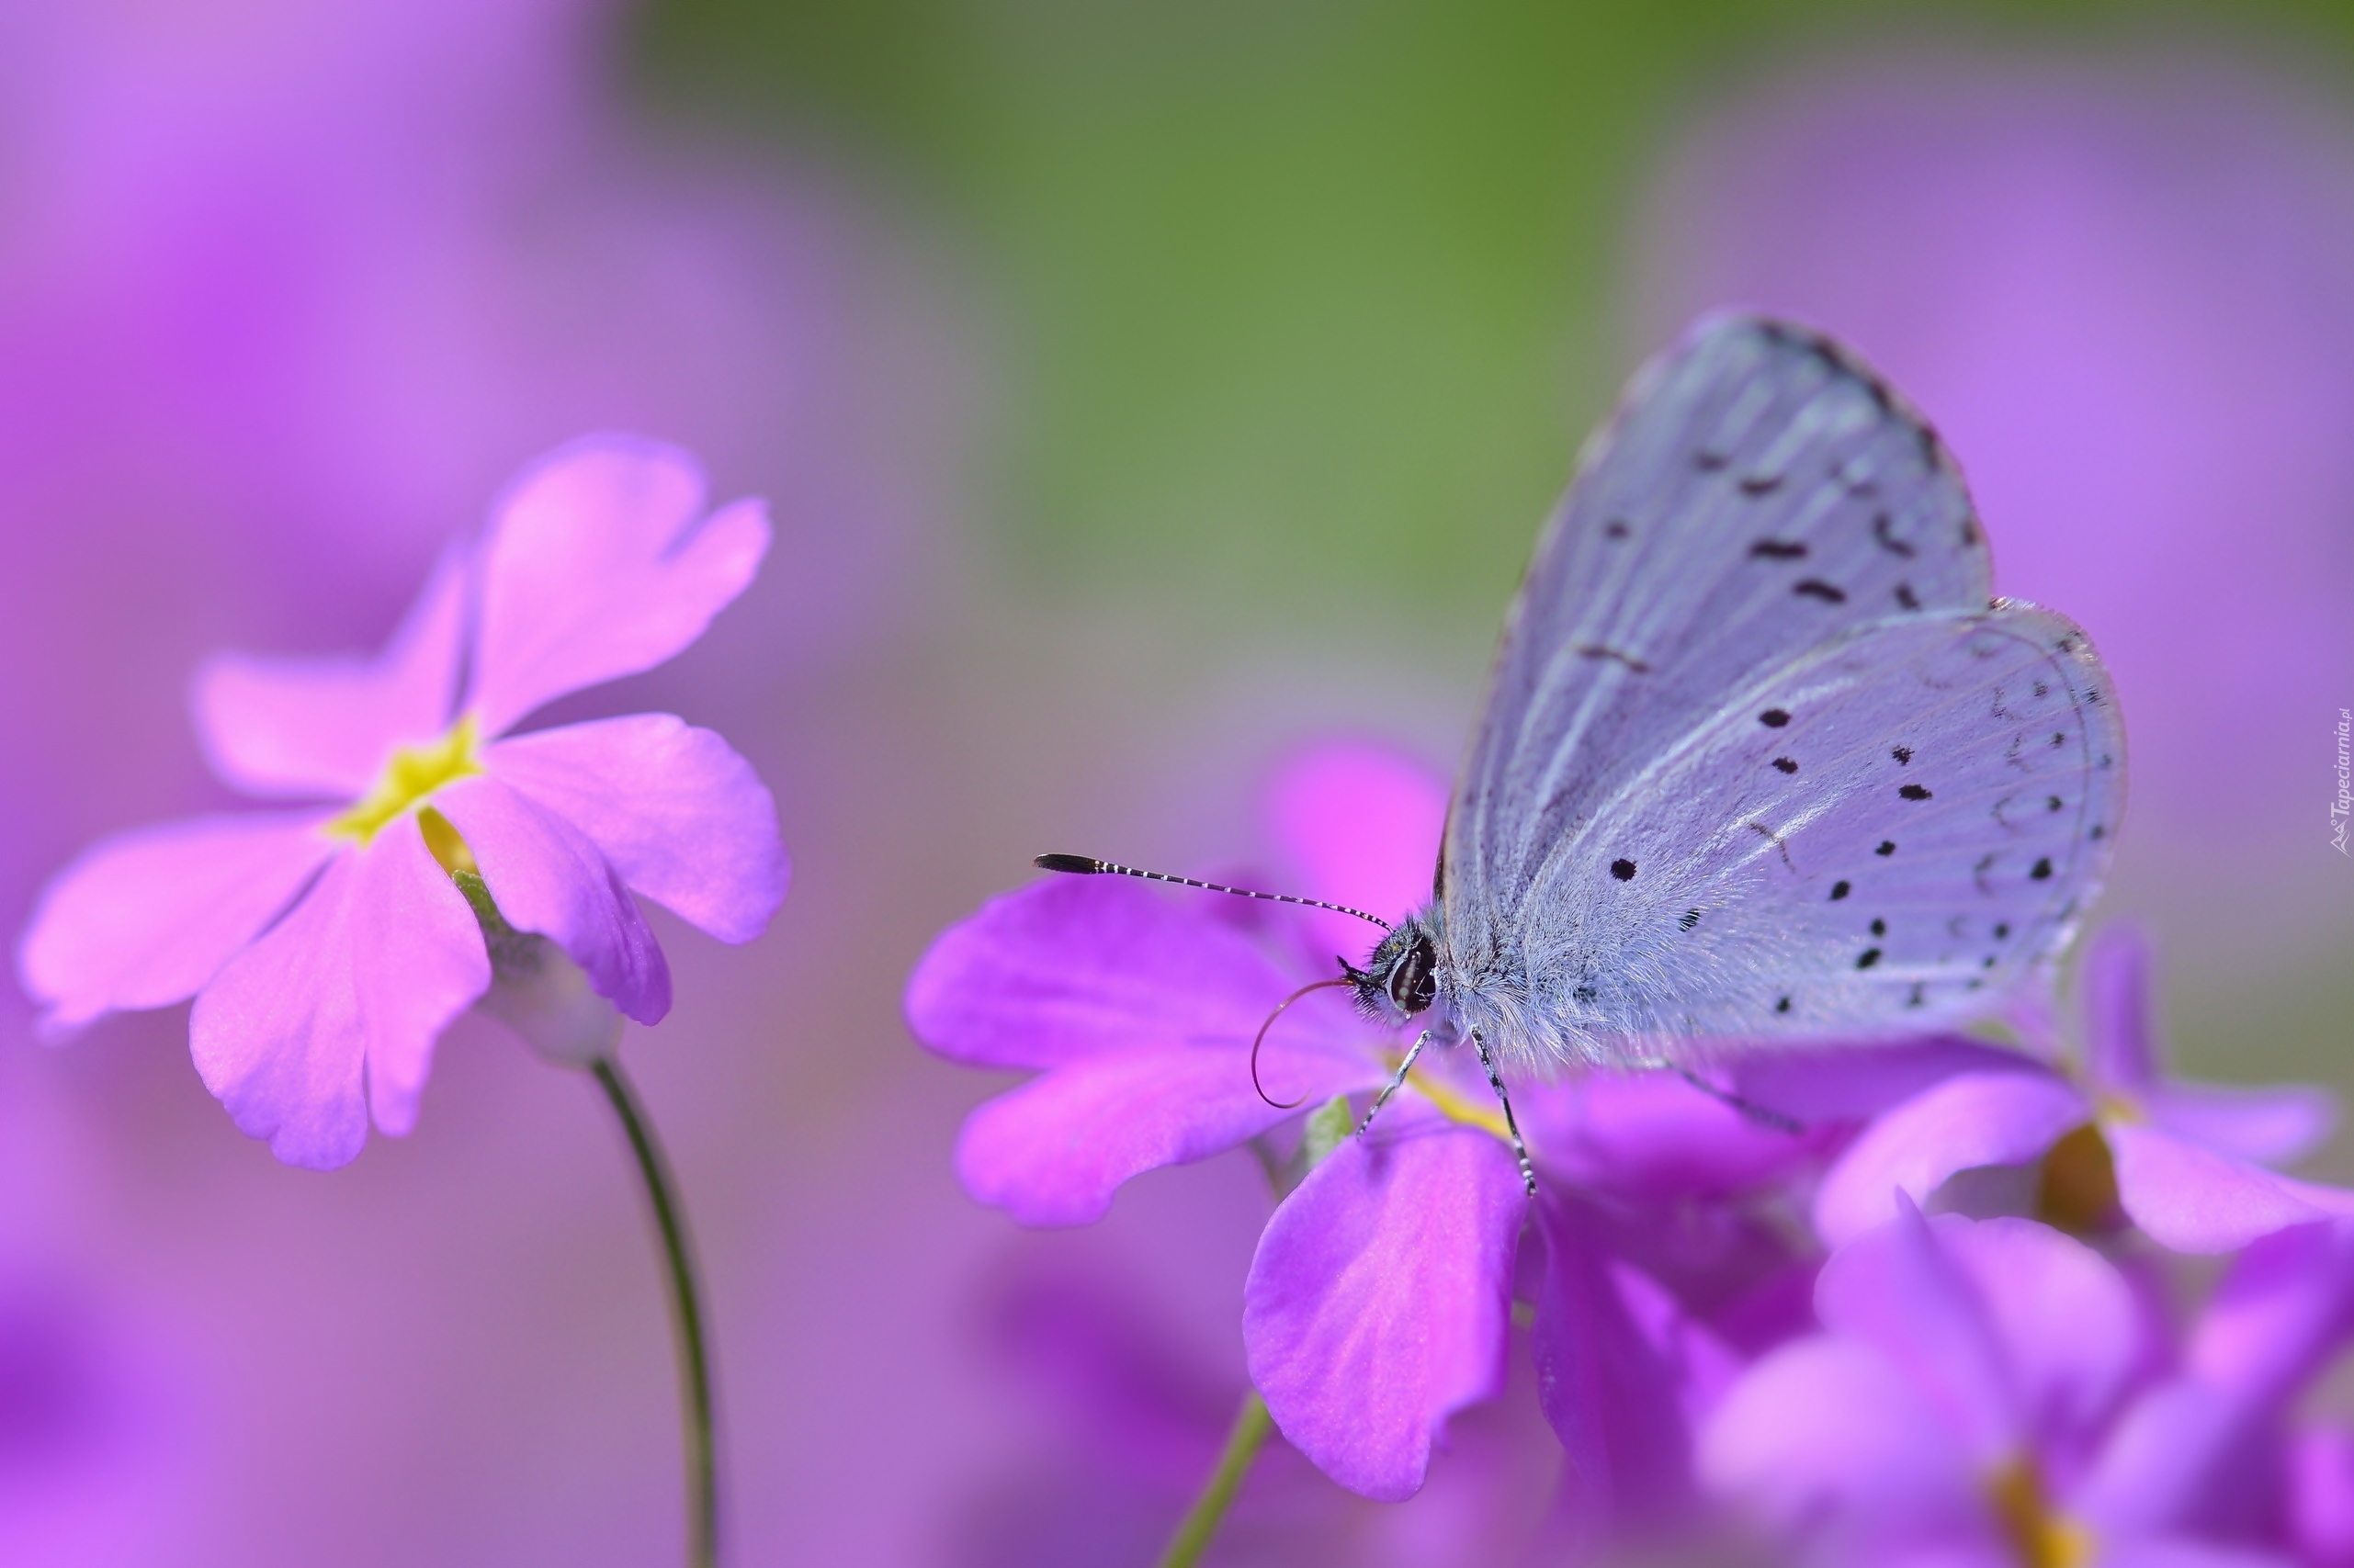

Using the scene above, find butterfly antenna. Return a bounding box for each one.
[1034,854,1393,932]
[1250,978,1352,1110]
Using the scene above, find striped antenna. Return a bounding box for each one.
[1033,853,1393,932]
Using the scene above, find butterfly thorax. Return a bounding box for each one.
[1350,905,1612,1074]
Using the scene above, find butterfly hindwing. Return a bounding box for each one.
[1447,318,1990,959]
[1483,601,2124,1066]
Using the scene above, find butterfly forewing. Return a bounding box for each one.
[1447,318,1990,958]
[1477,602,2123,1067]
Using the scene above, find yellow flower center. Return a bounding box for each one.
[1383,1047,1514,1143]
[327,716,485,850]
[1988,1457,2095,1568]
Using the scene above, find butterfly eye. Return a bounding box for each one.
[1386,936,1438,1014]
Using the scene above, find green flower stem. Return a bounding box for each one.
[1156,1389,1273,1568]
[593,1058,719,1568]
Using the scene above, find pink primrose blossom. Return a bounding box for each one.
[1704,1202,2342,1568]
[911,739,2026,1511]
[1815,926,2348,1254]
[17,435,788,1169]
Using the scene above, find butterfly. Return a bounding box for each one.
[1044,316,2124,1190]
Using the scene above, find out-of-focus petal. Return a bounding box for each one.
[1814,1070,2090,1247]
[955,1045,1378,1226]
[1700,1335,1988,1555]
[2143,1082,2337,1168]
[467,437,769,736]
[1936,1215,2144,1460]
[1262,740,1447,963]
[2072,1381,2269,1549]
[190,853,368,1168]
[2108,1122,2354,1255]
[191,544,469,798]
[1524,1070,1832,1199]
[2290,1425,2354,1568]
[435,774,670,1024]
[2186,1222,2354,1410]
[353,822,494,1137]
[1814,1207,2019,1463]
[2096,1543,2294,1568]
[18,811,334,1036]
[1532,1197,1742,1528]
[188,825,486,1168]
[2085,924,2158,1090]
[1243,1116,1525,1502]
[907,876,1378,1073]
[1732,1038,2046,1123]
[484,715,787,943]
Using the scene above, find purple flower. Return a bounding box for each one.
[1815,926,2346,1254]
[16,435,788,1169]
[912,739,2019,1507]
[1702,1202,2290,1567]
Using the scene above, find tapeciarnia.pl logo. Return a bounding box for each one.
[2334,707,2350,856]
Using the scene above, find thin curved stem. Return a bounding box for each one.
[594,1058,719,1568]
[1155,1390,1273,1568]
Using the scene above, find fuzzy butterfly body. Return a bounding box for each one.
[1358,317,2125,1074]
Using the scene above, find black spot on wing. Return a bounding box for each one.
[1794,580,1847,604]
[1891,746,1913,765]
[1750,539,1807,560]
[1895,582,1921,611]
[1872,513,1917,558]
[1899,784,1932,801]
[1604,519,1631,539]
[1857,948,1883,969]
[1774,995,1792,1014]
[1760,708,1791,728]
[1875,840,1896,856]
[1771,757,1798,775]
[1611,859,1636,881]
[1739,474,1784,496]
[1829,880,1850,901]
[2030,857,2053,881]
[1870,918,1886,937]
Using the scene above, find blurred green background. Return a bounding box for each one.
[634,0,2352,624]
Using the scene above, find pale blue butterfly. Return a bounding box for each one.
[1043,315,2125,1193]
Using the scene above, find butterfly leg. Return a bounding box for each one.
[1356,1028,1432,1137]
[1674,1067,1805,1135]
[1472,1030,1539,1199]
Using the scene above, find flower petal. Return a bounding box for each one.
[1532,1197,1743,1528]
[2142,1082,2337,1168]
[434,774,670,1024]
[2290,1425,2354,1568]
[1934,1214,2144,1459]
[2109,1122,2354,1255]
[483,715,787,943]
[187,825,488,1168]
[1814,1206,2020,1462]
[907,875,1376,1073]
[18,811,334,1036]
[467,436,769,736]
[1262,740,1448,963]
[1814,1070,2090,1247]
[955,1045,1377,1225]
[354,822,496,1137]
[2186,1222,2354,1409]
[190,544,469,798]
[1243,1115,1525,1501]
[1701,1335,1987,1554]
[2086,923,2159,1091]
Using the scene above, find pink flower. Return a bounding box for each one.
[16,435,788,1169]
[1814,926,2348,1254]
